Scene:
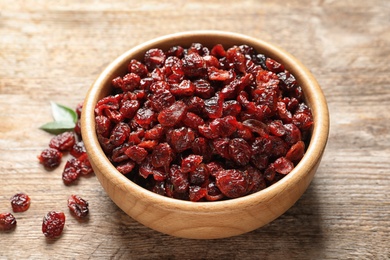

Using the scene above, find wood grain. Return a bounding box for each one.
[1,0,389,259]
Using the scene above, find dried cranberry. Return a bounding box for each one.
[169,165,189,193]
[209,116,238,137]
[228,138,252,166]
[68,195,89,219]
[42,211,65,238]
[70,141,86,158]
[10,193,31,213]
[286,141,305,162]
[128,59,148,77]
[215,169,248,198]
[170,80,196,96]
[49,132,75,151]
[157,101,187,127]
[117,160,136,175]
[109,122,131,146]
[189,163,209,185]
[120,100,140,119]
[0,213,17,231]
[151,143,174,168]
[125,145,148,164]
[62,158,81,185]
[182,52,206,77]
[166,127,195,153]
[144,48,166,70]
[181,154,203,173]
[78,153,94,175]
[204,92,224,119]
[189,186,207,202]
[272,157,294,175]
[38,148,62,169]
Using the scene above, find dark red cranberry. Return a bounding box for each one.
[10,193,31,213]
[68,195,89,219]
[38,148,62,169]
[42,211,65,238]
[62,158,81,185]
[215,169,249,198]
[0,213,17,231]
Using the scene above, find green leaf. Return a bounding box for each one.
[50,101,78,124]
[39,121,76,135]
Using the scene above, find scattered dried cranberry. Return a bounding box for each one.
[0,213,17,231]
[38,148,63,169]
[42,211,65,238]
[10,193,31,213]
[94,43,314,201]
[62,158,82,185]
[68,195,89,219]
[49,131,76,151]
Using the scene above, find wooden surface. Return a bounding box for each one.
[0,0,389,259]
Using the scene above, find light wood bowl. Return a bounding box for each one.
[81,31,329,239]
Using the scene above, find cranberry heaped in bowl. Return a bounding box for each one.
[81,31,329,239]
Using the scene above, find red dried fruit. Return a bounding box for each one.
[189,163,209,185]
[151,143,174,168]
[128,59,148,77]
[166,127,195,153]
[169,165,189,193]
[121,73,141,92]
[120,99,140,119]
[94,43,313,201]
[215,169,249,198]
[157,101,187,127]
[182,112,205,130]
[170,79,196,96]
[189,186,207,202]
[228,138,252,166]
[144,124,164,140]
[78,153,94,175]
[70,141,86,158]
[134,107,156,128]
[38,148,62,169]
[10,193,31,213]
[125,145,148,164]
[266,57,285,73]
[95,115,112,138]
[182,52,207,77]
[181,154,203,173]
[144,48,166,70]
[110,122,131,146]
[116,161,136,175]
[212,138,231,159]
[42,211,65,238]
[0,213,17,231]
[209,116,238,137]
[273,157,294,175]
[286,141,305,162]
[62,158,81,185]
[68,195,89,219]
[49,132,75,151]
[148,88,175,111]
[204,92,224,119]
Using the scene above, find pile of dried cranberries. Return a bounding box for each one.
[95,43,313,201]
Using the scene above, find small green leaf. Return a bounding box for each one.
[39,121,76,135]
[50,101,78,124]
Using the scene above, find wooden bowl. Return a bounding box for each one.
[81,31,329,239]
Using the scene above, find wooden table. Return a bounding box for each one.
[1,0,389,259]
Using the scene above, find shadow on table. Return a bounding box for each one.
[107,180,324,259]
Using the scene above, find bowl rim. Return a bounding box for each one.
[81,30,329,213]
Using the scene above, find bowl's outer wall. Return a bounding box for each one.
[81,31,329,239]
